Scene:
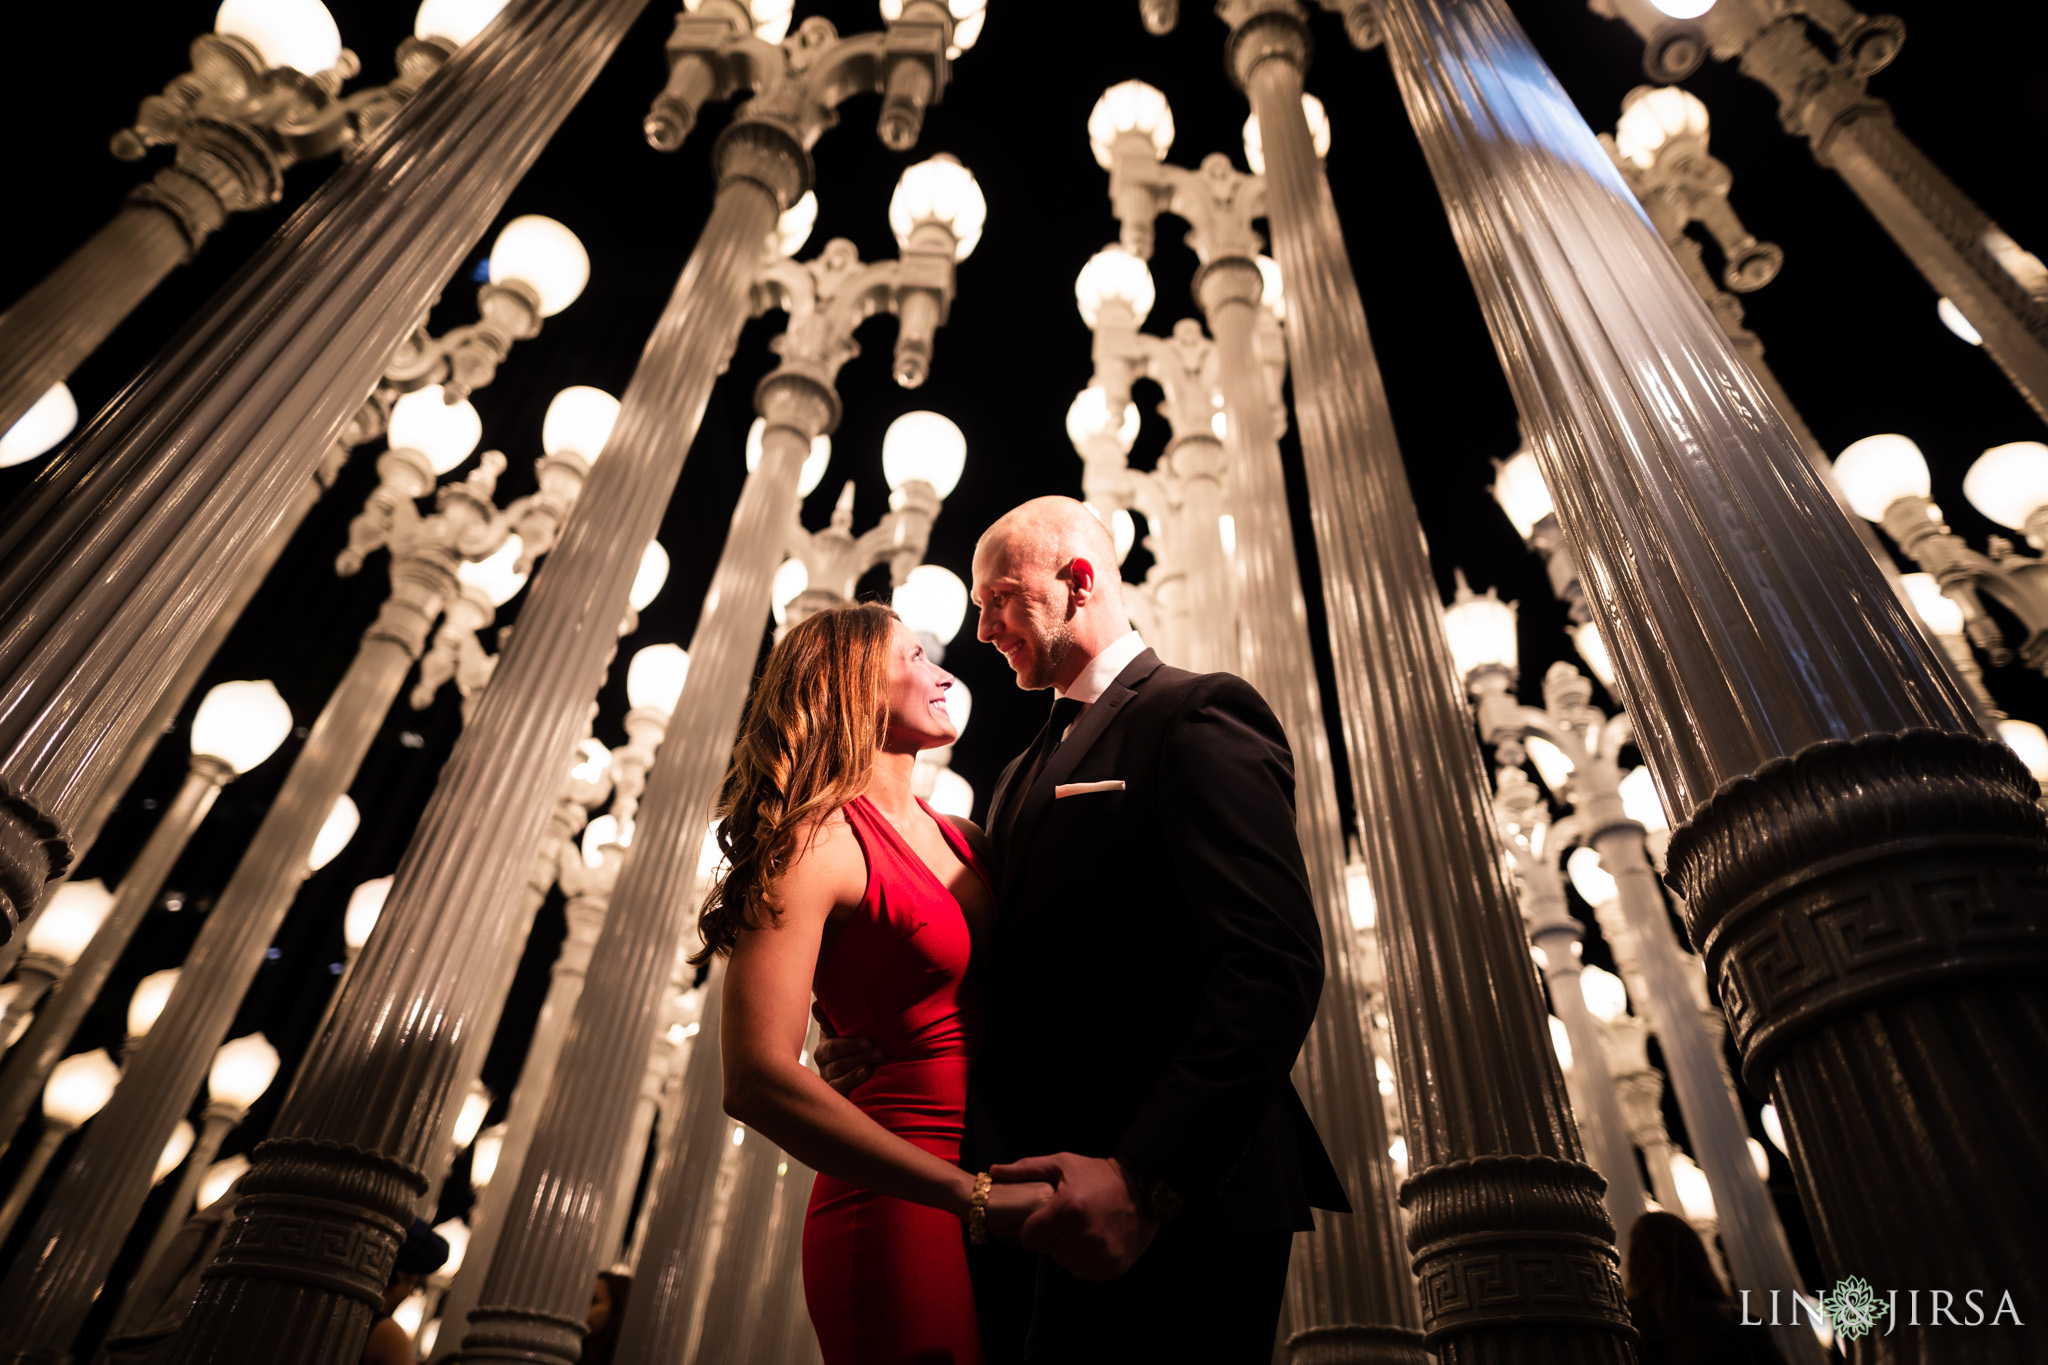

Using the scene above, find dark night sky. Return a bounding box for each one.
[2,0,2044,1328]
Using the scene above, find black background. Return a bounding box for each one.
[2,0,2044,1339]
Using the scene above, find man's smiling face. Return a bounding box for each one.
[971,533,1074,692]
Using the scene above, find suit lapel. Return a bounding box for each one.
[1000,649,1164,895]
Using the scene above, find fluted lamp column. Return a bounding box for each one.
[0,0,644,971]
[123,1033,281,1300]
[478,152,981,1365]
[0,681,292,1150]
[0,1049,119,1243]
[1213,5,1634,1359]
[1590,0,2048,423]
[1372,0,2048,1349]
[1092,77,1424,1356]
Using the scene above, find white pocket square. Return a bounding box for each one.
[1054,780,1126,798]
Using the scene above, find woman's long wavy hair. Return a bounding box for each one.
[692,603,897,963]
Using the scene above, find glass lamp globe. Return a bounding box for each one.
[451,1085,492,1149]
[1491,447,1554,539]
[1579,965,1630,1024]
[209,1032,280,1111]
[1241,94,1331,176]
[750,0,794,42]
[1112,508,1137,565]
[1566,846,1620,906]
[630,540,671,613]
[458,535,528,607]
[882,412,968,497]
[128,968,182,1041]
[1936,297,1984,346]
[1548,1016,1573,1072]
[190,679,295,776]
[199,1154,250,1209]
[542,386,620,462]
[1898,572,1964,636]
[1255,255,1285,320]
[774,191,819,258]
[470,1122,507,1188]
[770,558,810,627]
[1344,861,1376,930]
[308,795,360,873]
[489,215,590,317]
[627,644,691,714]
[929,768,975,819]
[1614,86,1709,169]
[893,566,971,645]
[879,0,985,56]
[413,0,507,46]
[1074,246,1156,329]
[888,155,987,262]
[745,418,832,496]
[387,386,483,476]
[582,814,621,867]
[154,1119,196,1184]
[1748,1137,1771,1182]
[1388,1136,1408,1173]
[44,1048,120,1127]
[1832,433,1930,522]
[0,383,78,468]
[1065,387,1140,457]
[1569,621,1617,690]
[1648,0,1715,17]
[27,879,115,967]
[1669,1152,1717,1222]
[215,0,344,74]
[344,875,393,952]
[433,1218,472,1278]
[1760,1102,1788,1156]
[1618,765,1671,832]
[392,1291,429,1339]
[1997,718,2048,783]
[1524,736,1575,793]
[1087,80,1175,170]
[1963,441,2048,532]
[1440,577,1518,684]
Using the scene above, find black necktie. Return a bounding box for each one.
[1000,696,1085,848]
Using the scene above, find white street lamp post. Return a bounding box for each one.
[0,679,290,1149]
[0,1049,120,1243]
[1094,75,1420,1352]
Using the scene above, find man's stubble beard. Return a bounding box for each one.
[1020,617,1077,691]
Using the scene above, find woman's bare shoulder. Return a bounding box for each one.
[778,808,867,905]
[939,813,993,864]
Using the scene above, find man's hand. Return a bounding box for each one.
[982,1181,1056,1240]
[809,1003,883,1098]
[991,1153,1158,1281]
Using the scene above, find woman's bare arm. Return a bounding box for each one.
[720,818,980,1216]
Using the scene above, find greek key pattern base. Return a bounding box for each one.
[1413,1242,1633,1345]
[204,1191,405,1309]
[1668,730,2048,1084]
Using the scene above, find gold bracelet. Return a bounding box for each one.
[967,1171,993,1245]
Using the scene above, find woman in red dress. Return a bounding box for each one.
[695,603,1049,1364]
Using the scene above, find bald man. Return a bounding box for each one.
[956,497,1344,1360]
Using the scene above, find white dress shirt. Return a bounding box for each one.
[1056,631,1148,733]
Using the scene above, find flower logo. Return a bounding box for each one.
[1819,1275,1883,1343]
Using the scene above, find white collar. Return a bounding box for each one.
[1056,631,1148,706]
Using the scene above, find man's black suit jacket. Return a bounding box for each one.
[971,647,1348,1233]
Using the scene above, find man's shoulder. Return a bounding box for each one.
[1134,664,1272,715]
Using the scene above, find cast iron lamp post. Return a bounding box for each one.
[1836,435,2048,678]
[1089,73,1421,1358]
[0,1048,119,1243]
[0,679,292,1149]
[0,0,520,440]
[1444,581,1824,1364]
[1587,0,2048,424]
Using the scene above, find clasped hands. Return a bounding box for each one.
[814,1029,1159,1281]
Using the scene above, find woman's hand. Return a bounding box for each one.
[981,1180,1056,1241]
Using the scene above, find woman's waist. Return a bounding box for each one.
[846,1055,971,1139]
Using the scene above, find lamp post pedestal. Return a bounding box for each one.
[1217,7,1633,1359]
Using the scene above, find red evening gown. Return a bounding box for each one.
[803,796,991,1365]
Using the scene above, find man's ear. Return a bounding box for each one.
[1067,555,1098,603]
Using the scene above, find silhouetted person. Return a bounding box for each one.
[361,1220,448,1365]
[1626,1210,1787,1365]
[580,1270,630,1365]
